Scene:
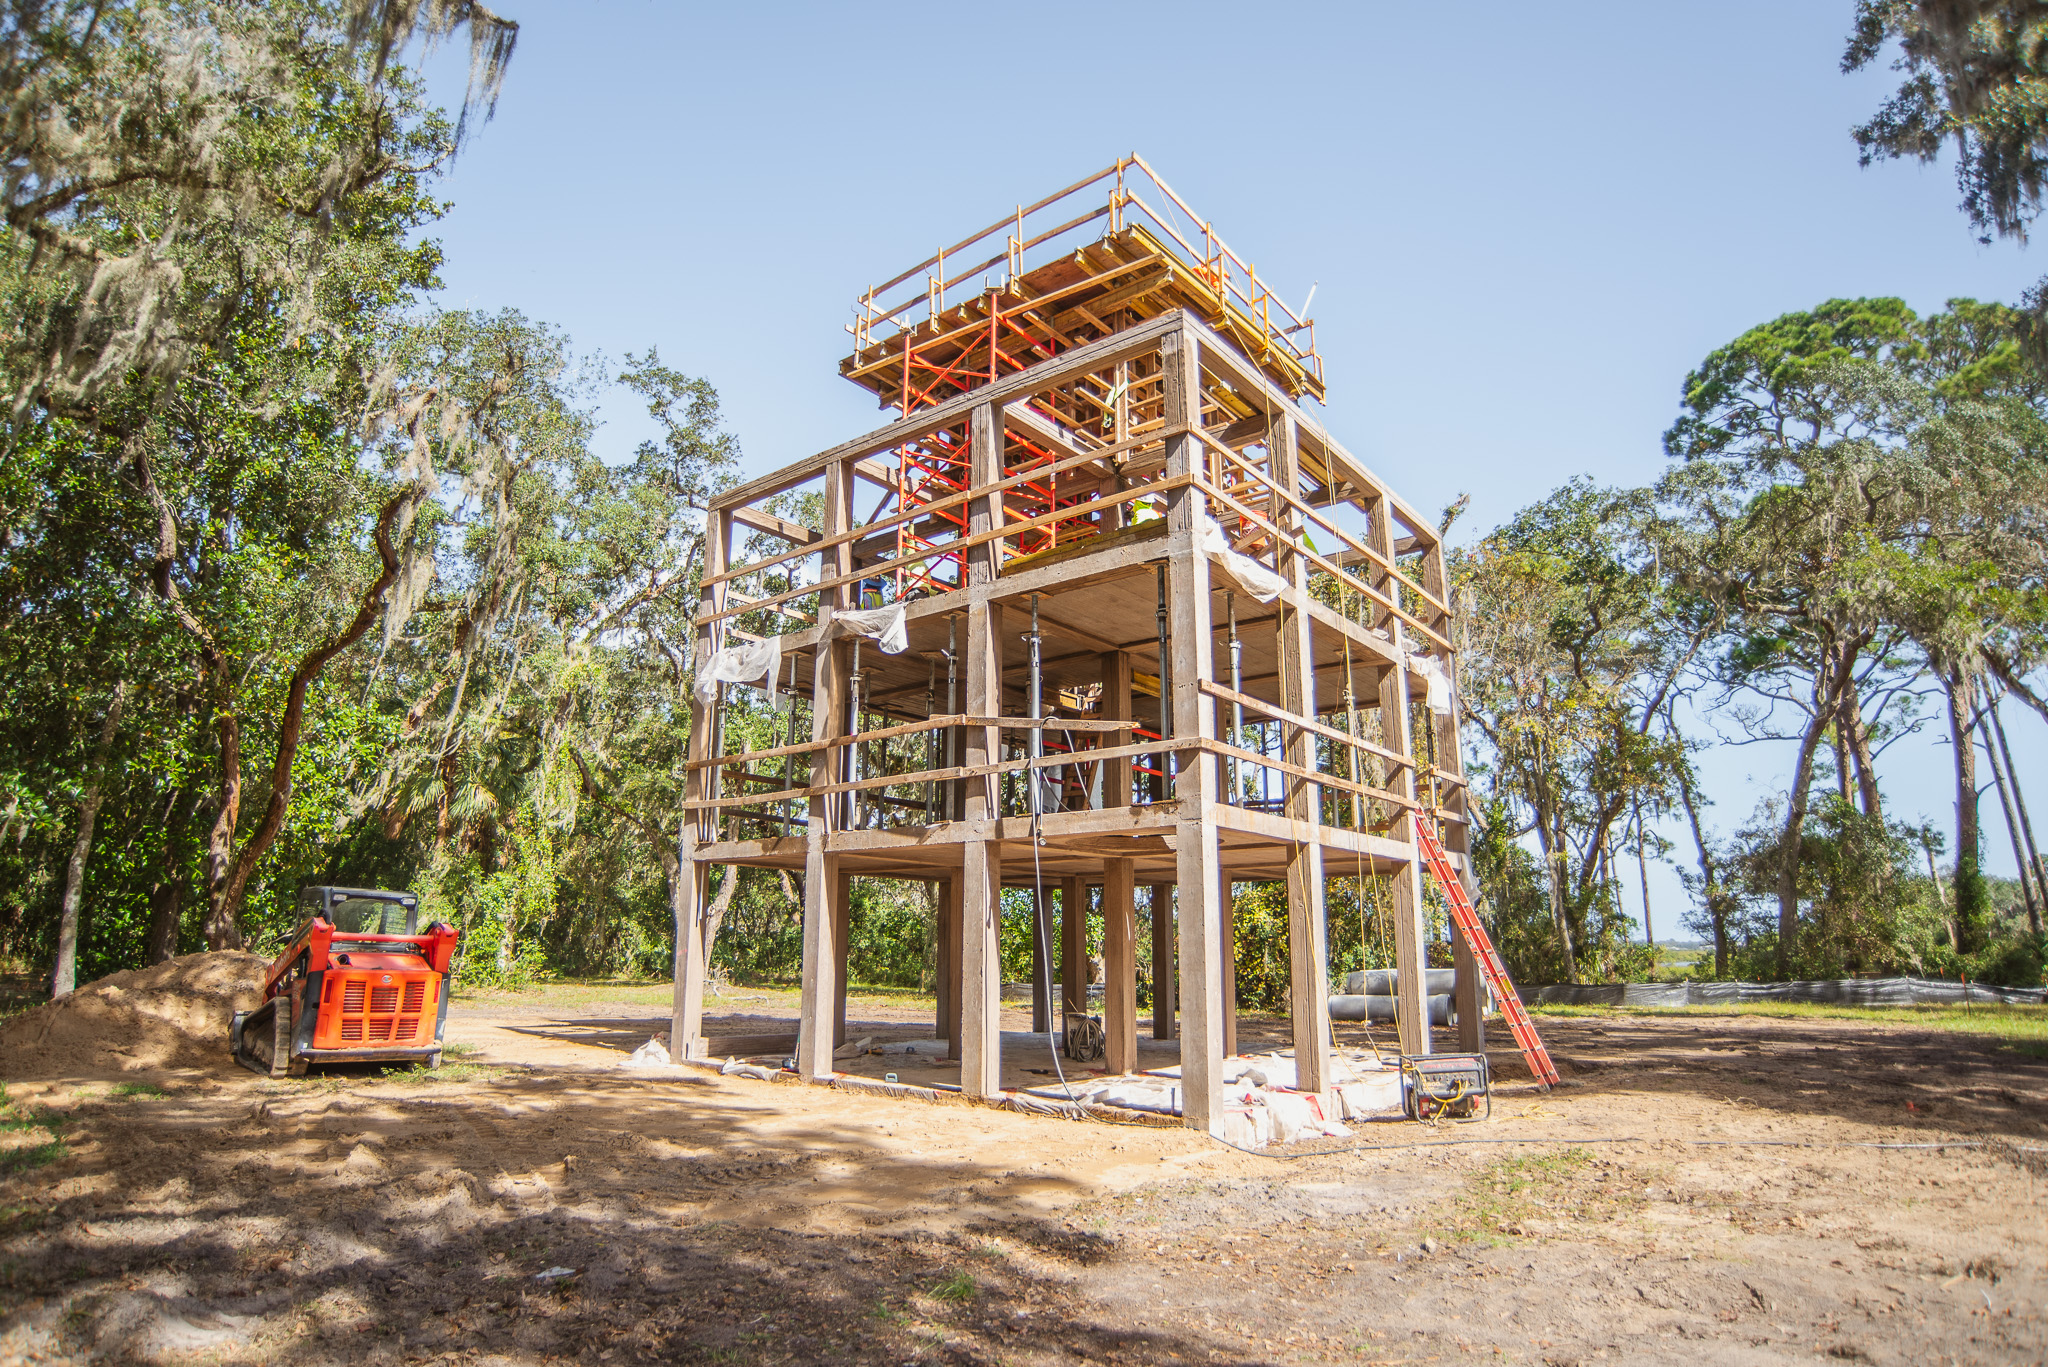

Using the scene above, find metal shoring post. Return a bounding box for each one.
[1227,590,1243,806]
[1155,563,1171,797]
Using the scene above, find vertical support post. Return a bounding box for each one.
[833,867,852,1047]
[797,461,854,1081]
[934,879,951,1040]
[1061,875,1086,1027]
[1454,920,1485,1052]
[1030,883,1051,1033]
[959,412,1006,1094]
[1162,321,1225,1136]
[1380,650,1428,1057]
[1221,889,1237,1059]
[944,875,965,1058]
[1103,649,1133,813]
[1105,858,1137,1072]
[967,402,1004,588]
[672,507,730,1061]
[1270,412,1330,1097]
[670,859,708,1060]
[1149,884,1175,1039]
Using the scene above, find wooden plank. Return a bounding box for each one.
[1194,738,1417,810]
[833,867,852,1047]
[1379,637,1429,1058]
[680,739,1192,812]
[1204,432,1450,621]
[1195,472,1453,654]
[1162,321,1226,1138]
[943,875,964,1059]
[1149,883,1175,1040]
[959,595,1003,1098]
[1273,412,1331,1100]
[1061,876,1086,1024]
[686,711,1146,776]
[796,468,853,1083]
[703,1033,799,1058]
[711,410,1172,592]
[672,503,730,1060]
[1105,857,1137,1073]
[1197,681,1413,769]
[703,468,1190,628]
[1103,648,1134,811]
[1182,313,1441,557]
[731,504,820,546]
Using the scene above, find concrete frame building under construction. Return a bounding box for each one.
[669,157,1490,1136]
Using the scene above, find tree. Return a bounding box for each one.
[1455,479,1694,983]
[1847,2,2048,244]
[1657,299,1930,972]
[0,0,520,970]
[0,0,514,423]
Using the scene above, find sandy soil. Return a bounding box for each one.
[2,980,2045,1365]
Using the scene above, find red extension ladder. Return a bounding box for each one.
[1415,820,1561,1090]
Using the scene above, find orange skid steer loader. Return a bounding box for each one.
[231,886,460,1077]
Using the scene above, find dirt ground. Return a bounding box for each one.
[3,982,2046,1366]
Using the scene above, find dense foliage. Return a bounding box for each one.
[1459,298,2048,987]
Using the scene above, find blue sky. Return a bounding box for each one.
[416,1,2045,935]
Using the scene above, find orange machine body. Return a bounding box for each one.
[264,916,460,1055]
[238,887,462,1072]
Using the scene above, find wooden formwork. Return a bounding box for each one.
[675,173,1481,1136]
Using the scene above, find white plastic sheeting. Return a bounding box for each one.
[1114,1048,1407,1146]
[623,1036,673,1068]
[1406,652,1453,716]
[693,635,782,705]
[835,604,909,654]
[1197,515,1287,603]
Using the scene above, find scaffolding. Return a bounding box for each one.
[672,160,1488,1136]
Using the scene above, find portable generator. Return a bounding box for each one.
[230,886,459,1077]
[1401,1052,1491,1121]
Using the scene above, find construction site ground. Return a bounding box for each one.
[3,972,2046,1366]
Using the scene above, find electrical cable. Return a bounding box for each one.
[1020,591,1103,1123]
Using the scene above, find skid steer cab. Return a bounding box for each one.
[230,887,459,1078]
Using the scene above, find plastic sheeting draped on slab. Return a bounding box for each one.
[1197,515,1286,603]
[835,604,909,654]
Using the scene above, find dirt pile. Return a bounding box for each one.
[0,952,268,1080]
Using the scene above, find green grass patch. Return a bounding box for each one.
[0,1140,66,1176]
[438,1040,481,1058]
[0,1091,66,1177]
[931,1271,976,1302]
[1448,1146,1641,1246]
[394,1059,500,1086]
[108,1081,165,1098]
[1529,999,2048,1049]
